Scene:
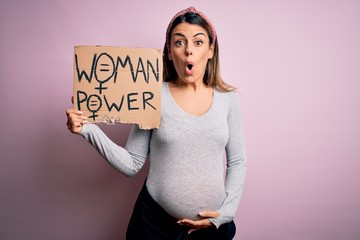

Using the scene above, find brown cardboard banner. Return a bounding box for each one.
[73,45,162,129]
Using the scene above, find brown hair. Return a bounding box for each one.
[163,11,235,92]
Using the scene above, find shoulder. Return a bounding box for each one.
[162,81,169,90]
[215,90,242,118]
[161,81,170,102]
[216,89,240,105]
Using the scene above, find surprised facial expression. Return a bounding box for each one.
[168,22,214,85]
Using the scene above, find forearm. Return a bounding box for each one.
[80,124,147,177]
[210,155,247,228]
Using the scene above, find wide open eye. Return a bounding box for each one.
[194,40,203,46]
[175,40,185,47]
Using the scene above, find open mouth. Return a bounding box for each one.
[187,63,193,70]
[185,61,194,75]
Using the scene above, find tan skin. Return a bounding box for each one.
[168,22,214,117]
[66,22,219,231]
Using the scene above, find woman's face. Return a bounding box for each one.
[168,22,214,85]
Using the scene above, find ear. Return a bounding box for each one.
[208,43,215,59]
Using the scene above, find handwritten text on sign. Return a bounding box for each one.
[73,46,162,129]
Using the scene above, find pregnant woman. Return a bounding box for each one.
[66,7,247,240]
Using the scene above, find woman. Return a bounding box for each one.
[66,7,246,240]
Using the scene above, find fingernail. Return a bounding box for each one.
[77,111,83,114]
[83,120,89,124]
[81,116,87,120]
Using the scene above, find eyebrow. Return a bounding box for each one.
[193,33,207,38]
[173,32,207,38]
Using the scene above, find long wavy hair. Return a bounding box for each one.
[163,11,235,92]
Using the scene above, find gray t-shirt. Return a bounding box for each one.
[80,82,247,228]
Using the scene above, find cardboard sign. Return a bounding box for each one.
[73,46,162,129]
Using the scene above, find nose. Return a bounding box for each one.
[185,44,193,56]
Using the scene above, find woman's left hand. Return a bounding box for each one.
[177,210,219,230]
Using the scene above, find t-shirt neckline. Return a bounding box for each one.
[164,81,216,119]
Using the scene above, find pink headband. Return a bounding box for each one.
[166,6,217,47]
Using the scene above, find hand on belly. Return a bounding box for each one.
[177,210,220,230]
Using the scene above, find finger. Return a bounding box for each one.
[69,118,88,127]
[178,219,196,226]
[199,210,219,218]
[69,121,84,134]
[66,109,83,116]
[67,115,87,123]
[188,229,199,234]
[178,219,212,229]
[66,112,87,125]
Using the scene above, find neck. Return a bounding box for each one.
[173,79,207,92]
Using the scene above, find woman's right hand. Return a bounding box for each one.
[66,109,88,134]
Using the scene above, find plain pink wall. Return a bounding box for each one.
[1,0,359,239]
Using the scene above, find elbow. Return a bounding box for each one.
[108,163,140,177]
[123,161,144,177]
[124,169,138,178]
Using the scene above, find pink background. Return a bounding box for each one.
[1,0,359,239]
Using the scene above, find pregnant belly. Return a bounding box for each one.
[147,176,226,220]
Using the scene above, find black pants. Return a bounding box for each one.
[126,181,236,240]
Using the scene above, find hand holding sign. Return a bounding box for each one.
[66,108,88,134]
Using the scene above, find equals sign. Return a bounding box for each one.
[90,100,98,106]
[100,63,110,72]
